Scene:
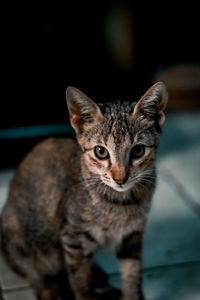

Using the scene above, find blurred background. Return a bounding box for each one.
[0,1,200,299]
[1,0,200,168]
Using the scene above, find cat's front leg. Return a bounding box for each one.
[62,236,97,300]
[117,231,144,300]
[66,260,98,300]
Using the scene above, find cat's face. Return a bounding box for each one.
[76,106,158,193]
[66,82,168,195]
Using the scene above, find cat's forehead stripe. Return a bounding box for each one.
[87,101,158,151]
[102,100,135,114]
[104,115,134,147]
[100,111,134,161]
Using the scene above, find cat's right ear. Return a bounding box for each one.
[132,81,168,128]
[66,87,103,134]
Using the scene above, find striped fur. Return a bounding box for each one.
[0,82,167,300]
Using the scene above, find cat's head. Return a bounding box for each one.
[66,82,167,197]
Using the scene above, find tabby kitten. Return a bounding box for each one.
[0,82,167,300]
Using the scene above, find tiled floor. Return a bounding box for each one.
[0,113,200,299]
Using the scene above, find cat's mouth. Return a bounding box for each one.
[102,179,133,193]
[111,184,131,192]
[98,179,138,204]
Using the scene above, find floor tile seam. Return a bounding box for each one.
[108,259,200,277]
[0,284,31,295]
[158,167,200,217]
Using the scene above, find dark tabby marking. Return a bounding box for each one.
[0,82,168,300]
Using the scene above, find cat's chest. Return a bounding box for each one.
[86,205,144,246]
[89,223,126,246]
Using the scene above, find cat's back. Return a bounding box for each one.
[19,137,80,175]
[0,138,82,265]
[13,137,80,182]
[2,137,81,225]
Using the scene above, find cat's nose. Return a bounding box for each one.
[114,178,126,185]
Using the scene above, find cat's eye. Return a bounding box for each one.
[130,144,145,159]
[94,146,109,160]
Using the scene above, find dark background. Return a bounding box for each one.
[1,0,200,168]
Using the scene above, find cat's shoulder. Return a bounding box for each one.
[38,137,79,154]
[26,137,80,159]
[9,137,81,196]
[17,137,81,176]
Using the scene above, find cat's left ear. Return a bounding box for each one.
[66,87,103,134]
[133,81,168,127]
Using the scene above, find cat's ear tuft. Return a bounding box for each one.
[66,87,103,134]
[133,81,168,127]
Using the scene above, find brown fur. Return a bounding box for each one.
[0,82,167,300]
